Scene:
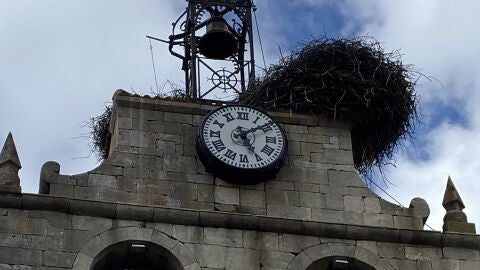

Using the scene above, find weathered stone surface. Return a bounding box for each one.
[280,234,319,253]
[377,242,405,259]
[226,248,259,270]
[240,189,265,208]
[187,244,226,269]
[243,231,278,251]
[0,247,42,266]
[204,227,242,247]
[214,186,239,205]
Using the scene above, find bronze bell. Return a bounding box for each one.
[198,18,238,60]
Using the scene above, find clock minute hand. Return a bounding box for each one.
[241,121,274,136]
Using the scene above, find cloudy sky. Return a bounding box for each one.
[1,0,480,231]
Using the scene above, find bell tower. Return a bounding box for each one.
[168,0,255,99]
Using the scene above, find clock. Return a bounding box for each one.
[196,105,288,184]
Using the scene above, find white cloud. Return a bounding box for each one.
[334,0,480,230]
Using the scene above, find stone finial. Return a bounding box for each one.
[442,176,476,234]
[0,132,22,193]
[442,176,465,211]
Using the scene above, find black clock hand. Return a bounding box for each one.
[240,121,274,137]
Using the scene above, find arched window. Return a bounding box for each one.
[306,256,375,270]
[92,241,182,270]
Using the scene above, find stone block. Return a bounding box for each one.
[325,194,344,211]
[117,130,156,148]
[98,188,132,203]
[214,186,239,205]
[363,213,394,228]
[431,258,460,270]
[339,135,352,150]
[460,260,480,270]
[147,120,165,133]
[199,211,258,231]
[151,230,178,250]
[284,124,308,134]
[267,205,311,220]
[88,174,117,189]
[72,215,112,232]
[287,141,301,155]
[258,216,302,235]
[284,191,300,206]
[69,199,116,218]
[348,187,375,197]
[260,251,295,270]
[172,225,203,244]
[265,180,294,191]
[287,252,313,270]
[226,248,259,270]
[153,208,199,225]
[266,189,285,205]
[164,112,193,124]
[405,245,443,260]
[155,140,176,154]
[339,211,364,225]
[149,170,167,180]
[0,233,30,248]
[278,167,328,184]
[344,196,365,212]
[384,258,417,270]
[319,184,348,195]
[204,227,243,247]
[167,172,213,184]
[28,235,62,251]
[74,186,100,200]
[43,251,75,268]
[294,182,320,192]
[187,244,226,269]
[172,182,197,201]
[0,247,42,266]
[311,208,340,223]
[364,197,381,213]
[90,165,124,176]
[354,247,380,267]
[180,200,214,211]
[299,192,325,208]
[280,234,320,253]
[116,204,154,221]
[443,247,480,260]
[311,149,353,165]
[22,195,69,213]
[300,142,324,156]
[243,231,278,251]
[377,242,405,259]
[197,184,214,202]
[393,216,423,230]
[163,155,197,173]
[240,189,265,208]
[49,184,74,198]
[328,170,365,187]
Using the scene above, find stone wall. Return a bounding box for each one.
[0,199,479,270]
[38,93,428,230]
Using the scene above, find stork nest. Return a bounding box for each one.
[240,38,418,177]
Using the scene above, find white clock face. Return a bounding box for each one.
[201,106,285,169]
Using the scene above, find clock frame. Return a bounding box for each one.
[196,105,288,184]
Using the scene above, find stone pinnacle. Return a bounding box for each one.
[0,132,21,169]
[442,176,465,211]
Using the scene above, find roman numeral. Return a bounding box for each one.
[261,145,275,156]
[210,130,220,138]
[212,140,226,152]
[239,154,249,163]
[223,113,235,122]
[213,120,224,128]
[266,136,276,144]
[255,153,263,162]
[261,124,273,132]
[237,112,249,120]
[224,149,237,160]
[253,116,260,124]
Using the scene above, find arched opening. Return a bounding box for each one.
[91,241,182,270]
[306,256,375,270]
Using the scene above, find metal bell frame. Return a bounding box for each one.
[168,0,255,99]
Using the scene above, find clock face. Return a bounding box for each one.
[196,105,287,183]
